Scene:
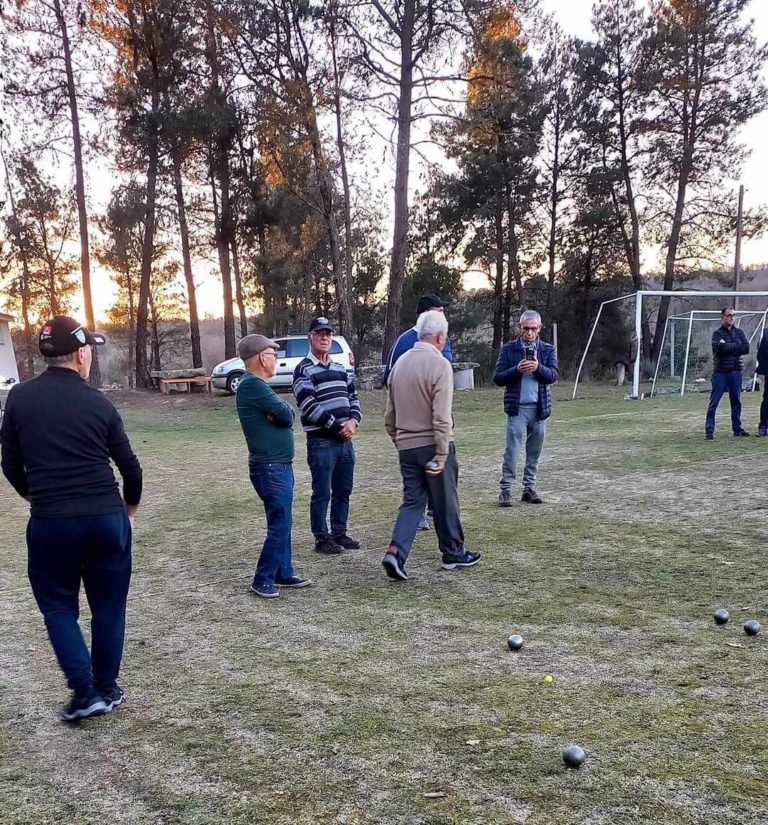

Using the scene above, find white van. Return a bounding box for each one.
[211,334,355,394]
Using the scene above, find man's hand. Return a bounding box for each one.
[426,457,445,476]
[126,504,138,530]
[517,359,537,374]
[339,419,358,440]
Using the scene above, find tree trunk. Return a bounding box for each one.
[382,1,415,362]
[52,0,99,385]
[203,0,236,359]
[127,269,135,388]
[546,96,561,323]
[148,292,161,372]
[135,116,159,389]
[231,236,248,337]
[172,151,202,368]
[1,143,35,376]
[330,16,356,337]
[492,208,504,350]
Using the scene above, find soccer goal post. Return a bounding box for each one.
[572,290,768,400]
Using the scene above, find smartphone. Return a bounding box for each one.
[524,347,535,361]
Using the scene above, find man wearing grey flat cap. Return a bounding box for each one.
[236,334,310,598]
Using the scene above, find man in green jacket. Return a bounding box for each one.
[236,334,311,598]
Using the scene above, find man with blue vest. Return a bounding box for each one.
[493,310,559,506]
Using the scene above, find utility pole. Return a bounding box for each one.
[734,185,744,310]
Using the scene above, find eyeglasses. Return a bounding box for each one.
[261,350,277,358]
[521,326,539,332]
[313,330,334,338]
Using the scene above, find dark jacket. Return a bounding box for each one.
[712,325,749,372]
[0,367,142,517]
[493,338,559,420]
[757,330,768,375]
[382,327,453,385]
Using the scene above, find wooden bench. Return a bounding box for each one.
[159,376,212,395]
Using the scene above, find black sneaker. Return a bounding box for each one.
[314,536,343,555]
[101,685,126,713]
[275,576,312,588]
[705,432,714,440]
[734,430,750,437]
[333,534,361,550]
[59,689,108,722]
[498,490,512,507]
[441,550,481,571]
[521,487,543,504]
[382,548,408,581]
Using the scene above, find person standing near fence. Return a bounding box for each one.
[0,316,142,722]
[705,307,750,439]
[236,334,311,598]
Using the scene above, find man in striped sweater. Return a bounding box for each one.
[293,317,363,554]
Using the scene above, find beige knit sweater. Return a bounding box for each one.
[384,341,453,459]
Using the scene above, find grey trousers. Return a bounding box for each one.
[390,443,465,561]
[499,405,546,490]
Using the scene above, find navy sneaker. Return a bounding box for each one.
[314,536,343,555]
[382,548,408,581]
[758,427,768,437]
[59,689,109,722]
[101,685,126,713]
[250,582,279,598]
[734,429,750,437]
[498,490,512,507]
[333,534,361,550]
[275,576,312,588]
[441,551,482,571]
[705,432,714,440]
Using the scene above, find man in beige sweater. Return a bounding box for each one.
[382,311,481,581]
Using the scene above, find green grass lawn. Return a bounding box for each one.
[1,385,767,824]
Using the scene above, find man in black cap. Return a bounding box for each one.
[292,317,362,554]
[0,316,142,721]
[382,295,454,529]
[382,295,453,386]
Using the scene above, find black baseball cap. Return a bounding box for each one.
[416,294,448,315]
[39,316,106,357]
[309,316,335,333]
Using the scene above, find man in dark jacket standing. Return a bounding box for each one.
[0,316,142,722]
[705,308,750,439]
[493,310,559,506]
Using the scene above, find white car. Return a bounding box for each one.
[212,334,356,394]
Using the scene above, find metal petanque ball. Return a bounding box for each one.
[714,609,730,625]
[744,620,761,636]
[562,745,586,768]
[507,634,524,651]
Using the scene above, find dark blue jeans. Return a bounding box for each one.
[27,511,132,696]
[307,437,355,538]
[761,380,768,430]
[391,442,465,562]
[706,371,743,433]
[249,461,295,588]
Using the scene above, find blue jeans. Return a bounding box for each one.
[761,379,768,430]
[249,461,295,588]
[390,443,465,561]
[706,371,742,433]
[500,405,546,491]
[306,438,355,538]
[27,511,132,696]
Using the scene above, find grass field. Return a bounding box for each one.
[1,384,767,825]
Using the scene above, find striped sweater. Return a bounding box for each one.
[292,354,363,439]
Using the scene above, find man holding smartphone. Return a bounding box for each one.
[493,310,559,506]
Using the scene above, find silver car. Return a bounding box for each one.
[212,334,356,394]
